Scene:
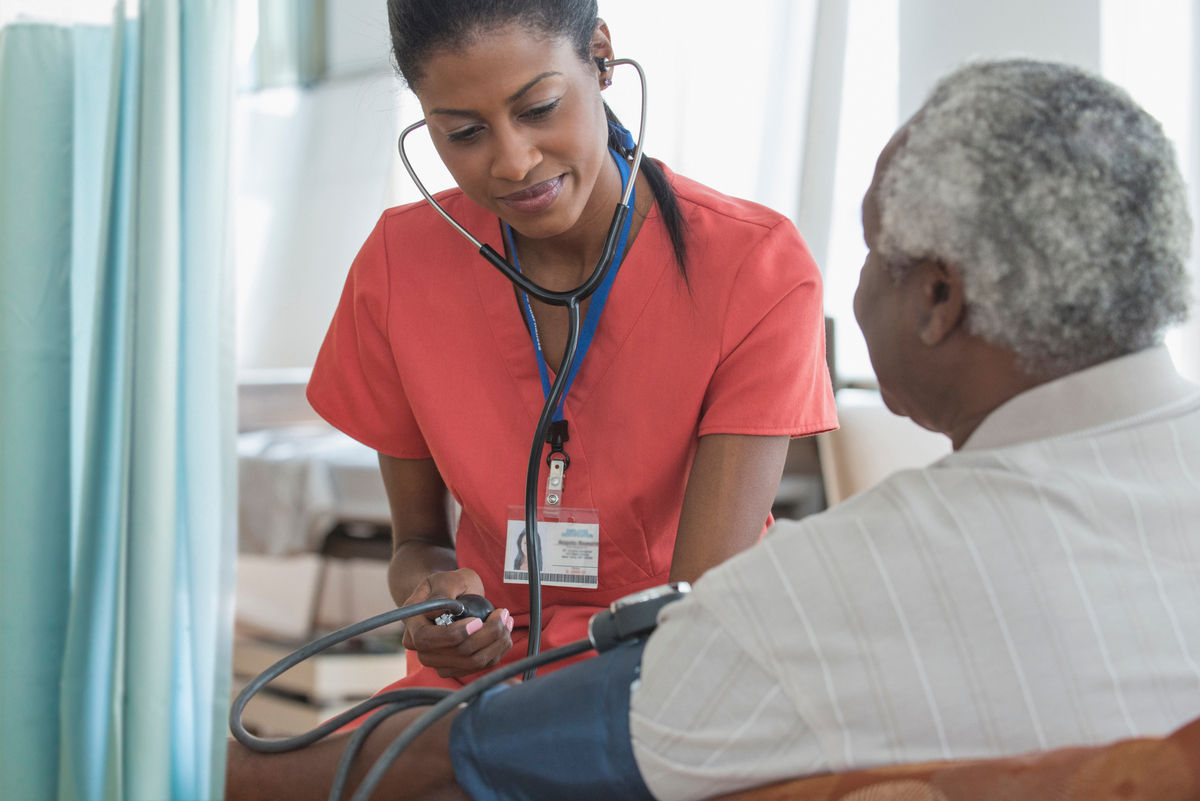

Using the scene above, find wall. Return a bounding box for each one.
[898,0,1101,120]
[234,0,408,372]
[895,0,1198,381]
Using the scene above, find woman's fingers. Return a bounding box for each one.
[410,608,515,678]
[400,568,487,650]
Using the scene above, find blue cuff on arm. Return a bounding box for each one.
[449,640,656,801]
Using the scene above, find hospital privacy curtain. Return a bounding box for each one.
[0,2,236,799]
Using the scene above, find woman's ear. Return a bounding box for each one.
[918,260,966,346]
[591,19,614,78]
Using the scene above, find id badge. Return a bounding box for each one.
[503,506,600,589]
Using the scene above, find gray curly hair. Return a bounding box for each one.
[875,59,1193,375]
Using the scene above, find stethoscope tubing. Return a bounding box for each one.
[229,598,470,753]
[345,638,594,801]
[395,56,648,307]
[227,591,594,800]
[395,58,649,678]
[229,58,652,801]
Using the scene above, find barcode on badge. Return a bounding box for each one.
[503,570,598,588]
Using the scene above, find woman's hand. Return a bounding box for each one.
[377,454,515,677]
[400,567,515,678]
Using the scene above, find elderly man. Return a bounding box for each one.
[227,58,1200,801]
[625,57,1199,800]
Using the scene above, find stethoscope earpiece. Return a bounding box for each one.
[396,57,646,281]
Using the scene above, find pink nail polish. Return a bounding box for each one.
[465,618,483,636]
[505,617,514,632]
[500,608,510,625]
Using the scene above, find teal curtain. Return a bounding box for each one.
[254,0,326,88]
[0,2,236,799]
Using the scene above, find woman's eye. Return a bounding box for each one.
[447,125,484,143]
[443,100,557,143]
[521,100,560,121]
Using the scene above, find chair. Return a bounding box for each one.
[817,390,951,507]
[711,713,1200,801]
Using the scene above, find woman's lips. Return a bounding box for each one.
[499,175,564,214]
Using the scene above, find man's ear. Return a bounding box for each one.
[918,260,965,346]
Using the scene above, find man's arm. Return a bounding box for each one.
[225,706,468,801]
[448,641,656,801]
[226,642,654,801]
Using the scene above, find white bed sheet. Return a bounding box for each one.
[237,424,390,555]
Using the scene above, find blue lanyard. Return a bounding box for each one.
[504,147,635,423]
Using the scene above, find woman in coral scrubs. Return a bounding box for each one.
[306,0,837,694]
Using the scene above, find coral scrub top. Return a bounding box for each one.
[307,164,837,687]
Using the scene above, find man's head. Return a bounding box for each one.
[855,59,1193,443]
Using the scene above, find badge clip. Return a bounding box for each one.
[544,420,569,506]
[545,457,566,506]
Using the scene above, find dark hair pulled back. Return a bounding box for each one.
[387,0,688,273]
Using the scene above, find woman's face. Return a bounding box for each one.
[413,23,615,243]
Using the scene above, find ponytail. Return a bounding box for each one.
[605,105,689,279]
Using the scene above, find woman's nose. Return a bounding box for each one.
[490,128,541,182]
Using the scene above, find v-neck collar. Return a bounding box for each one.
[464,195,674,424]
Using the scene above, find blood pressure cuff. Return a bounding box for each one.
[449,639,656,801]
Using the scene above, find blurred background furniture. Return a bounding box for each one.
[233,372,404,736]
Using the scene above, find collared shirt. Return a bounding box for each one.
[631,346,1200,801]
[963,345,1199,450]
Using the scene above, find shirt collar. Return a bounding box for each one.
[961,345,1200,451]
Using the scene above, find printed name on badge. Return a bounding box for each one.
[503,507,600,589]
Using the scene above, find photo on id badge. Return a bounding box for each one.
[504,507,600,589]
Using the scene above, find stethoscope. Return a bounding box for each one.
[230,585,690,801]
[395,56,648,676]
[229,57,659,801]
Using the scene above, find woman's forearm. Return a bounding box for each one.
[670,433,791,583]
[378,454,458,606]
[388,539,459,607]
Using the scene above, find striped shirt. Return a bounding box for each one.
[630,345,1200,801]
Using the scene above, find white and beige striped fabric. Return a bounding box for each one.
[631,346,1200,801]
